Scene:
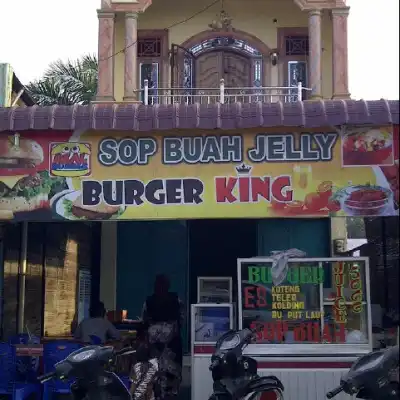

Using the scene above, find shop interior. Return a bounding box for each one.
[0,216,398,350]
[116,217,330,352]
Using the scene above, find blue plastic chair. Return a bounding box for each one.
[42,341,82,400]
[120,375,131,389]
[0,343,41,400]
[89,335,102,345]
[9,334,41,382]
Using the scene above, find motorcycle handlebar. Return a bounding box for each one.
[326,385,344,399]
[115,347,136,357]
[209,358,220,371]
[37,371,56,383]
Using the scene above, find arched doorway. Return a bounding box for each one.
[192,37,259,88]
[171,32,268,91]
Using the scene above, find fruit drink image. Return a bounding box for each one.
[342,128,394,167]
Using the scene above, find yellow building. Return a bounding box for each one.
[2,3,399,397]
[93,0,353,318]
[95,0,350,103]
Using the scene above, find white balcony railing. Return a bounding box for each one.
[137,79,311,105]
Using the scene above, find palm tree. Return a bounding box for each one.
[26,54,98,105]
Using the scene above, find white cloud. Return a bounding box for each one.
[347,0,399,100]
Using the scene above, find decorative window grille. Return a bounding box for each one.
[285,36,309,56]
[138,38,162,57]
[288,61,308,101]
[139,63,159,102]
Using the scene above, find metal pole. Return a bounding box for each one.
[17,221,28,333]
[144,79,149,105]
[381,218,389,311]
[11,89,24,107]
[297,81,303,101]
[219,79,225,104]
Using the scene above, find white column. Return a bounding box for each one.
[123,12,138,102]
[308,9,322,99]
[332,7,351,99]
[96,11,115,102]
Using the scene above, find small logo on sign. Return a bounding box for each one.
[50,142,91,177]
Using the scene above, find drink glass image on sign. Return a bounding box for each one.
[292,164,312,201]
[293,165,312,190]
[51,189,125,220]
[342,128,394,167]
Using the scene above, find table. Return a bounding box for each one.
[15,344,43,356]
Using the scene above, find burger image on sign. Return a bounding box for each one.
[50,142,91,177]
[0,135,55,214]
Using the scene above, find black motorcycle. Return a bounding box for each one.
[326,345,399,400]
[208,327,284,399]
[37,345,158,400]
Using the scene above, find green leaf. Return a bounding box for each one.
[26,54,98,105]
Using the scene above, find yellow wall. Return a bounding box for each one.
[113,0,333,101]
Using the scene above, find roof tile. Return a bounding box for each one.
[0,100,398,133]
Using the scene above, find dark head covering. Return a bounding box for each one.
[146,274,180,324]
[89,301,106,318]
[154,274,170,296]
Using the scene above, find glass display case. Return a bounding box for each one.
[237,257,373,352]
[191,303,234,345]
[197,277,233,304]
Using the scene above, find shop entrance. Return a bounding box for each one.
[188,219,257,306]
[116,218,258,353]
[116,218,330,353]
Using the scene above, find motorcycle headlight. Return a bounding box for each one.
[71,349,96,362]
[219,334,240,351]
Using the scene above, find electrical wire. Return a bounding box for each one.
[99,0,220,62]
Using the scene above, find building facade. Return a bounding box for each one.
[95,0,350,103]
[0,2,399,397]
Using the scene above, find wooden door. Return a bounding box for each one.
[195,51,222,88]
[195,50,251,89]
[223,51,251,88]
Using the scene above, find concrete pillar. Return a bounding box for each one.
[123,12,139,102]
[308,9,322,99]
[330,217,348,255]
[96,11,116,102]
[332,7,351,99]
[100,222,117,310]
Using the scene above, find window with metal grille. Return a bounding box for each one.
[285,36,309,56]
[138,38,162,57]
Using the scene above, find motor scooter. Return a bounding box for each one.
[208,326,284,399]
[326,345,399,400]
[37,344,158,400]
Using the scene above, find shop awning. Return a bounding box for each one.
[0,99,398,132]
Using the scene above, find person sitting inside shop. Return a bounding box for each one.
[74,301,121,344]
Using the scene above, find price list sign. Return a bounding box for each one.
[240,260,347,344]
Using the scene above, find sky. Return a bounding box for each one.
[1,0,399,100]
